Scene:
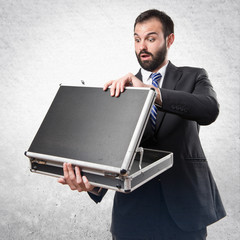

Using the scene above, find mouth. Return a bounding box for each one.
[140,52,152,61]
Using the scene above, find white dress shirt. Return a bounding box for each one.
[141,61,169,87]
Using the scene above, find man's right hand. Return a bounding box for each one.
[58,163,94,192]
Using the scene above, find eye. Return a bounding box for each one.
[148,37,155,42]
[135,38,141,43]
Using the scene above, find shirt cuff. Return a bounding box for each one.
[88,187,103,196]
[155,87,163,108]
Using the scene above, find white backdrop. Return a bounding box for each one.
[0,0,239,239]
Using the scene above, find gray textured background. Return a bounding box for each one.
[0,0,239,239]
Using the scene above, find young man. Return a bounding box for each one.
[58,9,226,240]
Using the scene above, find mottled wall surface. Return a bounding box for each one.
[0,0,239,239]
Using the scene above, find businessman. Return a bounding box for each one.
[58,9,226,240]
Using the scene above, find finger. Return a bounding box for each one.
[63,162,69,179]
[120,80,125,93]
[103,80,113,91]
[62,163,77,190]
[76,167,88,191]
[82,176,94,191]
[65,163,77,190]
[58,177,66,184]
[67,163,76,181]
[75,166,84,192]
[110,81,117,97]
[120,76,130,92]
[115,82,121,97]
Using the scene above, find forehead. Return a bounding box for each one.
[134,18,164,36]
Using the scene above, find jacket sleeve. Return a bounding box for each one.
[87,188,108,203]
[160,68,219,125]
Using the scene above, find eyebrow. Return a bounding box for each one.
[134,32,158,37]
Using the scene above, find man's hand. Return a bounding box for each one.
[58,163,94,192]
[103,73,148,97]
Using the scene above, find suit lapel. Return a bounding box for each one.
[162,61,182,89]
[135,68,142,80]
[155,62,183,133]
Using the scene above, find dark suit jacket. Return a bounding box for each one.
[89,62,226,232]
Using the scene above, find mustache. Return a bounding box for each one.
[138,50,153,57]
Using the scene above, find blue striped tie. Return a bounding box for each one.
[150,72,162,132]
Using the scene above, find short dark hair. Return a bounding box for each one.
[134,9,174,38]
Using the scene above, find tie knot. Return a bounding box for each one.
[151,72,162,88]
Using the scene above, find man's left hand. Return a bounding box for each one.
[103,73,148,97]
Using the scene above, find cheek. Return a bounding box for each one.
[134,43,139,53]
[150,42,163,54]
[147,46,156,55]
[135,48,141,56]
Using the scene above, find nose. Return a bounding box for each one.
[139,41,147,51]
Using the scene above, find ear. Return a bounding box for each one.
[166,33,174,49]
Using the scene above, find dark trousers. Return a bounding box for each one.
[111,180,207,240]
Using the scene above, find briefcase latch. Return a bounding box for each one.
[137,147,144,170]
[104,172,119,178]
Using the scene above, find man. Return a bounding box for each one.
[58,9,226,240]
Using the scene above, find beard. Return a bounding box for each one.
[136,43,167,72]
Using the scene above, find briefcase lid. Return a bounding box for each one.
[27,85,156,175]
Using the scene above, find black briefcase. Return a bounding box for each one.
[25,85,173,192]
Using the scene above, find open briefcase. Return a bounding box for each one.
[25,85,173,193]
